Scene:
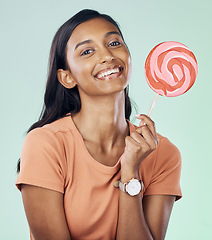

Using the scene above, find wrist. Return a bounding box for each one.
[120,167,140,182]
[118,178,143,196]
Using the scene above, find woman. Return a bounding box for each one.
[16,9,182,240]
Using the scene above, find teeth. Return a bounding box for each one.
[97,67,120,78]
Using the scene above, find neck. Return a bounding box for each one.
[72,91,129,150]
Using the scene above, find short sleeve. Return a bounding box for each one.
[16,128,66,193]
[144,137,182,201]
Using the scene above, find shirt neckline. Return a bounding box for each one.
[67,115,136,175]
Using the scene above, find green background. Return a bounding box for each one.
[1,0,211,239]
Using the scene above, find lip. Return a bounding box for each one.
[94,65,123,80]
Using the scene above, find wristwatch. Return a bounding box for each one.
[118,178,143,196]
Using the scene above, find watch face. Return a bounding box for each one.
[126,179,142,196]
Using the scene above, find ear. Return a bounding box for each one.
[57,69,77,89]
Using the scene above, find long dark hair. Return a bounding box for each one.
[17,9,133,172]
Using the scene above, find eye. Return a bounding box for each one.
[80,49,94,56]
[108,41,121,47]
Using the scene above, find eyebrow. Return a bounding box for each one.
[74,31,121,51]
[105,31,121,38]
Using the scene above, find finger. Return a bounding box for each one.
[135,114,158,142]
[130,130,149,147]
[136,125,158,150]
[130,128,157,151]
[125,135,149,152]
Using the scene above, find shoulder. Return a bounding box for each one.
[142,134,182,200]
[128,120,180,160]
[148,133,182,185]
[128,121,182,199]
[156,134,181,164]
[17,117,75,193]
[128,119,181,169]
[42,115,74,134]
[24,116,76,151]
[27,115,74,138]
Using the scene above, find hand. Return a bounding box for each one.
[120,114,158,178]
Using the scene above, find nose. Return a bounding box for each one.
[99,48,115,64]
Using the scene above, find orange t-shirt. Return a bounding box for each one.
[16,115,182,240]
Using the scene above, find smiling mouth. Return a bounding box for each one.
[95,66,123,80]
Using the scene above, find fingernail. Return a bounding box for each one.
[139,120,147,127]
[135,114,140,117]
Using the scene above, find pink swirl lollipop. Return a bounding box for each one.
[144,41,198,115]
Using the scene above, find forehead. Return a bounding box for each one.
[67,18,120,48]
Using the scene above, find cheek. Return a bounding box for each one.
[125,54,132,82]
[68,60,90,82]
[73,57,94,74]
[121,48,131,67]
[127,55,131,68]
[69,62,96,90]
[123,52,131,74]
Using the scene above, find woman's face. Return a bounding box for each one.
[65,17,131,97]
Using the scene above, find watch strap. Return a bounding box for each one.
[119,181,127,192]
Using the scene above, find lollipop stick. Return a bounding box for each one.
[147,93,159,117]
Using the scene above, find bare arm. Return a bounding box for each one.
[116,115,176,240]
[21,184,71,240]
[117,191,175,240]
[142,195,175,239]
